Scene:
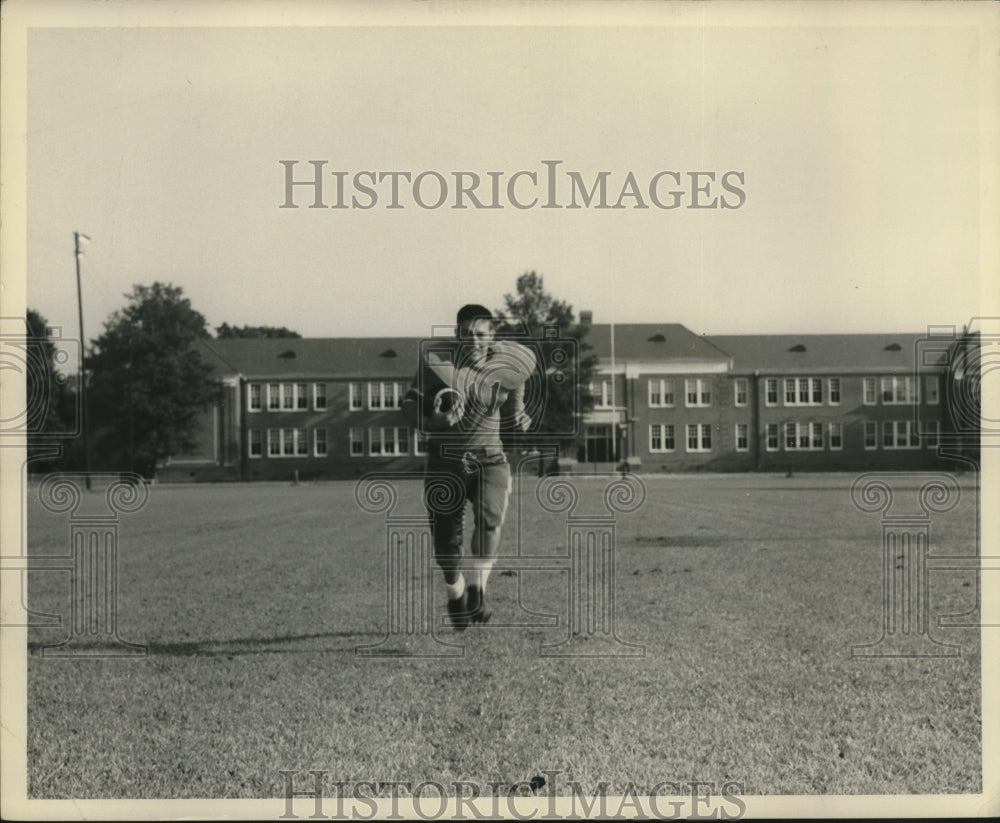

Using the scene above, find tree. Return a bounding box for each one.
[86,283,217,477]
[215,323,301,339]
[496,271,597,458]
[25,309,77,470]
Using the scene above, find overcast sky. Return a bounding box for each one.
[19,4,992,369]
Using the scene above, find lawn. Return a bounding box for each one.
[22,471,982,799]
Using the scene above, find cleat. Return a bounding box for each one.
[447,592,470,632]
[466,585,491,625]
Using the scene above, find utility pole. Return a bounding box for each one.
[74,232,91,490]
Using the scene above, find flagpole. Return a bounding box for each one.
[75,232,92,491]
[610,316,616,463]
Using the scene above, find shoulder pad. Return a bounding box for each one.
[484,340,537,389]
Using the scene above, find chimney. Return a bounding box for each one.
[580,310,593,326]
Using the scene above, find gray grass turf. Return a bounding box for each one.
[25,472,981,798]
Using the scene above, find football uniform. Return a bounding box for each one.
[404,338,534,627]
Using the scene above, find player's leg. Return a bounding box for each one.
[425,468,470,630]
[467,457,512,623]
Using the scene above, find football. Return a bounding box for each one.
[434,387,464,415]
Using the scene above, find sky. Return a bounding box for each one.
[14,3,995,373]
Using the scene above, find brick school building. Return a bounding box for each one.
[157,321,970,481]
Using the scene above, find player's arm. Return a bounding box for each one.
[499,381,531,431]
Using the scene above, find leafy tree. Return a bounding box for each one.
[496,271,597,457]
[215,323,301,339]
[25,309,77,470]
[86,283,217,477]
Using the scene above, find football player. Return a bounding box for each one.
[405,304,534,630]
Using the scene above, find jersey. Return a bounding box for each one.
[404,339,534,454]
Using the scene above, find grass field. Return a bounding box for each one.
[23,472,981,799]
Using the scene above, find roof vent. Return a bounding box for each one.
[647,333,667,343]
[278,350,296,359]
[884,342,902,351]
[789,343,807,353]
[379,348,398,358]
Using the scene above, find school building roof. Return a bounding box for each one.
[196,337,422,380]
[581,323,731,362]
[194,328,951,380]
[708,334,949,373]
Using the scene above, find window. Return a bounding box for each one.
[734,378,748,407]
[829,422,843,450]
[649,423,675,453]
[369,427,409,456]
[314,383,327,410]
[350,427,364,456]
[736,423,749,452]
[414,430,429,456]
[811,422,824,450]
[925,376,940,405]
[261,382,317,413]
[648,379,675,408]
[880,377,892,404]
[663,380,675,407]
[785,377,823,406]
[685,378,711,408]
[863,377,877,406]
[881,376,919,405]
[785,378,796,406]
[365,382,404,411]
[864,421,877,450]
[314,428,328,456]
[349,382,364,411]
[765,378,778,407]
[925,420,940,448]
[686,423,711,452]
[798,423,810,450]
[828,378,841,405]
[811,378,823,405]
[883,420,920,449]
[785,422,824,451]
[591,379,613,409]
[254,426,315,458]
[766,423,779,451]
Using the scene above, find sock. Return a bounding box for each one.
[444,573,466,602]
